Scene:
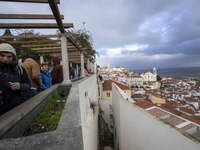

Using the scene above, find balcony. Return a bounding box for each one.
[0,75,98,150]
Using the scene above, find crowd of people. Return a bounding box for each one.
[0,43,89,115]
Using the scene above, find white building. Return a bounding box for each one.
[141,70,157,82]
[125,75,143,87]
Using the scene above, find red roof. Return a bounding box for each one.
[103,80,130,91]
[135,100,155,109]
[132,94,144,99]
[179,106,195,115]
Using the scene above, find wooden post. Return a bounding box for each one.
[61,33,71,84]
[81,52,85,77]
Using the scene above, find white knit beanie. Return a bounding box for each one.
[0,43,16,58]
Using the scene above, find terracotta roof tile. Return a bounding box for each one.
[163,116,185,126]
[132,94,143,99]
[147,108,169,118]
[103,80,130,91]
[179,106,195,114]
[135,100,155,109]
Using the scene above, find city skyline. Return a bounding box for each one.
[0,0,200,69]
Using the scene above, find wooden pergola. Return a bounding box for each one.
[0,34,91,64]
[0,0,95,83]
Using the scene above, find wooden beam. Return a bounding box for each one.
[0,39,38,55]
[21,43,61,48]
[68,50,80,53]
[67,36,82,52]
[66,37,89,58]
[0,34,59,39]
[68,57,81,60]
[49,53,61,57]
[0,23,73,29]
[48,55,86,64]
[31,48,80,53]
[1,0,60,4]
[36,50,61,54]
[41,51,83,57]
[0,14,64,19]
[5,40,60,44]
[68,54,81,57]
[68,49,80,53]
[32,48,79,53]
[48,0,65,33]
[32,47,61,50]
[69,58,81,63]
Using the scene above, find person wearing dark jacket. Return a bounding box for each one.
[40,63,52,91]
[51,58,63,85]
[69,65,75,79]
[0,43,30,115]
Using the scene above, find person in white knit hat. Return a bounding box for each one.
[0,43,30,115]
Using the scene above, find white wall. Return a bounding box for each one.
[78,75,99,150]
[100,99,113,132]
[112,84,200,150]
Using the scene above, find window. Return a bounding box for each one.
[107,92,110,97]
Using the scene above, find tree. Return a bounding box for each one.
[2,29,14,42]
[66,29,98,58]
[157,75,162,81]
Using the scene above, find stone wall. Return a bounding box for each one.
[0,75,99,150]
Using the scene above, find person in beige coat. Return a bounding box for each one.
[22,54,41,99]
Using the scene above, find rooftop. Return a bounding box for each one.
[103,80,130,91]
[144,106,200,142]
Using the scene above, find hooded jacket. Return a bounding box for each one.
[22,58,41,88]
[40,70,52,91]
[0,62,30,114]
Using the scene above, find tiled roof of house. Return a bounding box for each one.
[148,107,169,118]
[103,80,130,91]
[163,115,185,126]
[135,100,155,109]
[143,106,200,141]
[178,106,196,115]
[132,94,144,99]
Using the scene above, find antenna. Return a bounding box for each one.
[82,21,86,31]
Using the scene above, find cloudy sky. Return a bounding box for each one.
[0,0,200,69]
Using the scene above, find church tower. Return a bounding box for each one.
[153,67,157,75]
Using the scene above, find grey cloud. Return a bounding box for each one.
[1,0,200,69]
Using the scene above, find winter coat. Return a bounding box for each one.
[0,62,30,114]
[51,58,63,85]
[40,70,52,91]
[22,58,41,88]
[69,66,75,79]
